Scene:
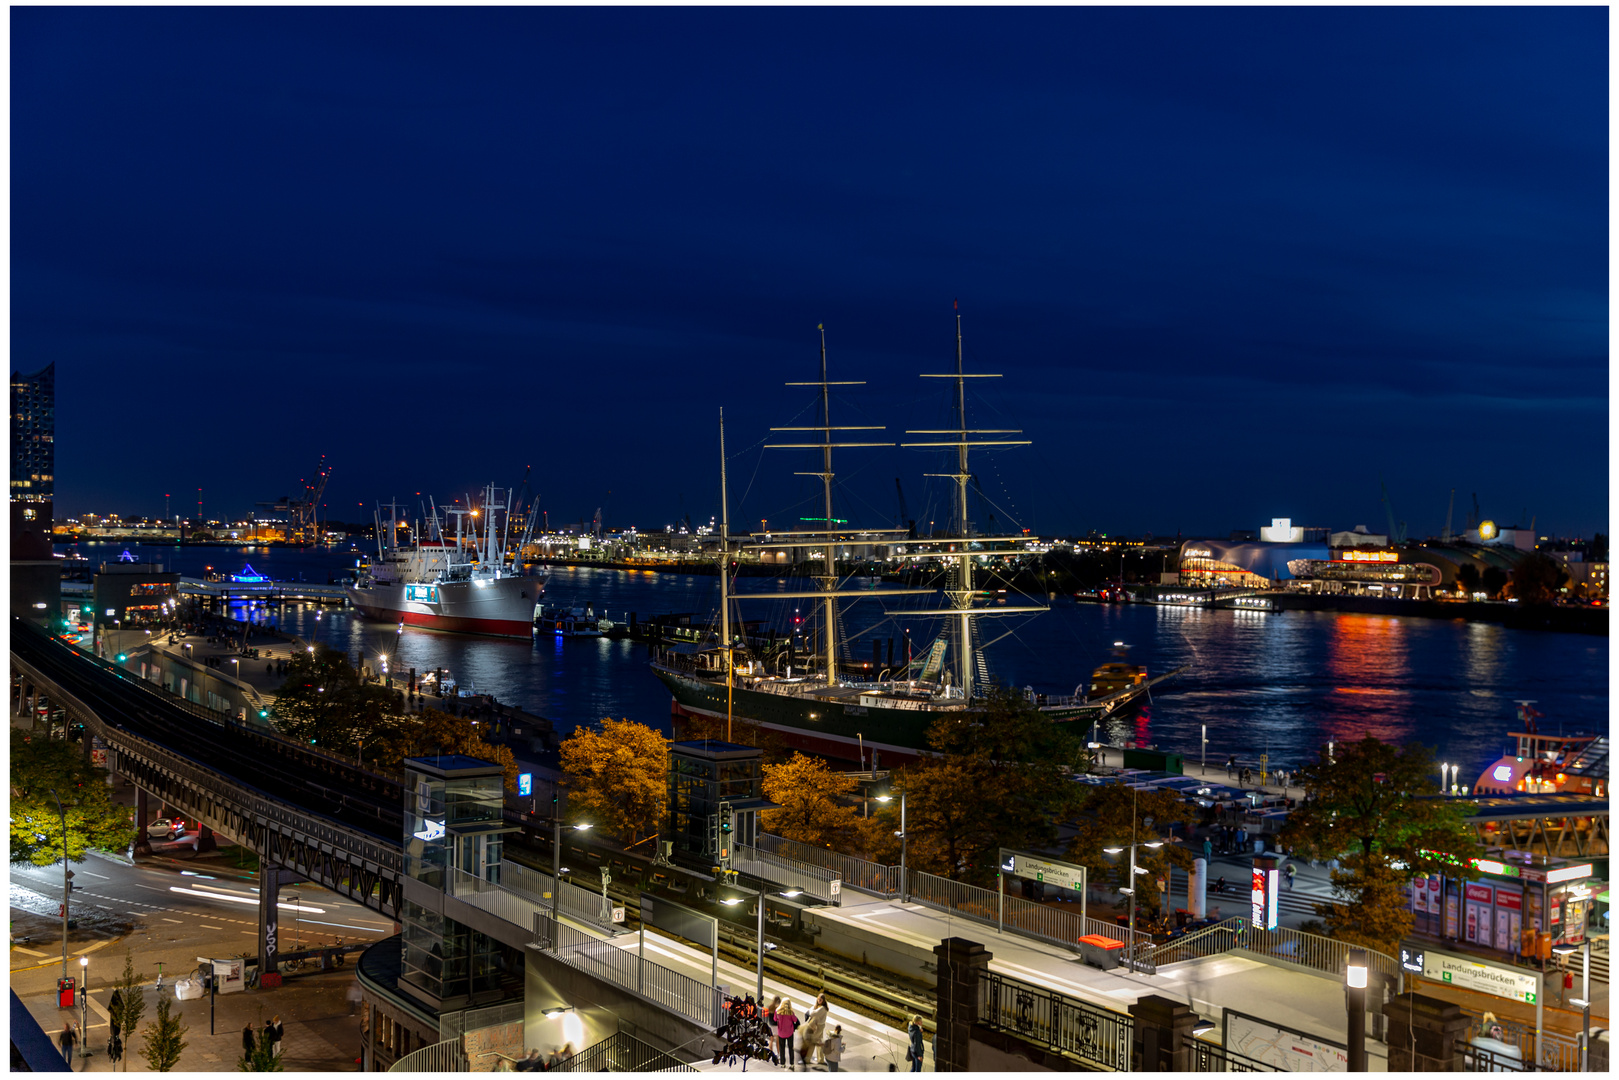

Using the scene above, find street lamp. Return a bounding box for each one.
[1553,941,1592,1071]
[552,821,592,927]
[51,788,70,980]
[1345,948,1368,1072]
[78,956,90,1059]
[875,793,908,903]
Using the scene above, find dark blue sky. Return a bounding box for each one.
[13,7,1607,539]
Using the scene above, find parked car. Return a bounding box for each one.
[146,817,186,841]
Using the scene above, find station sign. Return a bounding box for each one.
[1399,946,1425,974]
[1422,951,1538,1004]
[1005,853,1085,892]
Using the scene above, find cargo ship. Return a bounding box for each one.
[347,483,546,638]
[652,313,1176,765]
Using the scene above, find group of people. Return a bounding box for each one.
[508,1044,572,1070]
[1223,756,1293,792]
[764,993,845,1070]
[241,1016,284,1060]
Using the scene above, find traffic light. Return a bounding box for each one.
[259,710,268,719]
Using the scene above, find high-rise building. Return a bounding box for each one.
[11,362,60,623]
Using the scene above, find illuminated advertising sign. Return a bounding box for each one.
[413,819,446,842]
[1251,865,1279,930]
[1544,863,1594,885]
[1491,765,1515,783]
[1336,549,1398,563]
[518,772,533,797]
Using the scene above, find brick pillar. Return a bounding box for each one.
[932,937,992,1072]
[1383,992,1471,1071]
[1129,994,1198,1072]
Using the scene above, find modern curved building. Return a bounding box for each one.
[1178,540,1329,587]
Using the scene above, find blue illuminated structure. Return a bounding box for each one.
[230,563,271,584]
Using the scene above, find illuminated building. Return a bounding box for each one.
[10,363,59,624]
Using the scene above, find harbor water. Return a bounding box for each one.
[70,542,1609,782]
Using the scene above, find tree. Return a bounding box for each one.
[1280,735,1482,954]
[1481,566,1509,599]
[111,949,148,1073]
[1065,785,1196,919]
[893,695,1087,885]
[404,708,521,792]
[1505,553,1569,605]
[760,754,862,848]
[559,718,668,848]
[9,737,136,865]
[270,645,412,757]
[141,988,188,1072]
[1454,563,1481,596]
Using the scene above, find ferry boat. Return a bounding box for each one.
[652,313,1179,765]
[537,604,617,637]
[1472,702,1609,797]
[346,483,547,638]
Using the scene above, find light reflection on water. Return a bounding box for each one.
[69,542,1607,782]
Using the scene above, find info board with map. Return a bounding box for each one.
[1223,1009,1350,1072]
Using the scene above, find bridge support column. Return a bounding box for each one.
[193,825,219,854]
[258,866,304,977]
[134,789,153,856]
[932,937,991,1072]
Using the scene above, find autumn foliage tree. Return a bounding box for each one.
[1280,735,1482,955]
[271,644,412,758]
[760,753,863,848]
[560,719,668,849]
[1065,785,1196,919]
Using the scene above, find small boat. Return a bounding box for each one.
[537,604,616,637]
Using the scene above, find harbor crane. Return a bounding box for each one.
[260,456,331,545]
[1379,478,1407,544]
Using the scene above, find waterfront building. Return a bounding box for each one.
[92,560,181,626]
[10,362,58,624]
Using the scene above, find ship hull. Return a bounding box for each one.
[346,576,541,639]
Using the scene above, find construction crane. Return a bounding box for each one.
[1442,489,1455,543]
[1470,492,1482,532]
[895,478,917,539]
[1379,479,1407,545]
[292,459,331,545]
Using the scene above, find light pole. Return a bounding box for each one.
[1102,789,1160,974]
[1345,948,1368,1072]
[288,892,302,954]
[51,789,70,980]
[1201,724,1207,772]
[876,793,908,903]
[552,820,592,927]
[78,956,90,1059]
[723,886,799,1002]
[1553,941,1592,1071]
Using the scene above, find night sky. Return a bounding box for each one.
[13,7,1608,540]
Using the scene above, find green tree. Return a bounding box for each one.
[270,645,412,756]
[9,737,136,865]
[405,708,520,791]
[141,988,188,1072]
[111,949,148,1073]
[1280,735,1482,954]
[1454,563,1481,596]
[559,718,668,848]
[1506,553,1569,604]
[760,753,862,848]
[1065,785,1196,919]
[1481,566,1509,599]
[896,694,1087,885]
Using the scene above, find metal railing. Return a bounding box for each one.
[553,1031,695,1073]
[440,998,525,1042]
[1455,1005,1576,1072]
[1146,916,1402,990]
[535,912,723,1029]
[907,870,1156,972]
[754,832,902,897]
[389,1036,468,1072]
[979,969,1133,1071]
[733,845,843,905]
[1184,1037,1281,1072]
[498,862,620,929]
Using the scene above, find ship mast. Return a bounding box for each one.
[718,407,733,740]
[766,325,894,688]
[902,303,1034,701]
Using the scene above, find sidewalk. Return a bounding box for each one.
[21,966,363,1072]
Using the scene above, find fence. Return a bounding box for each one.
[1456,1004,1579,1072]
[907,870,1156,972]
[535,911,723,1030]
[979,968,1133,1071]
[500,861,621,929]
[440,999,526,1042]
[733,845,843,905]
[1145,917,1402,991]
[389,1037,468,1072]
[754,832,902,898]
[553,1031,695,1073]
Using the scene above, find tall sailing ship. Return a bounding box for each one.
[652,313,1155,765]
[347,483,547,638]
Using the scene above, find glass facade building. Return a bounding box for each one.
[666,740,770,859]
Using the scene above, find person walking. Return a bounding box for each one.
[907,1016,925,1072]
[823,1026,845,1073]
[59,1019,77,1066]
[803,993,829,1066]
[1202,837,1213,864]
[1284,863,1297,891]
[242,1023,257,1059]
[1226,755,1236,779]
[774,1001,799,1070]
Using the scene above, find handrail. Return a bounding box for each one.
[388,1036,468,1072]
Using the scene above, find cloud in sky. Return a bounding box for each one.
[12,6,1606,537]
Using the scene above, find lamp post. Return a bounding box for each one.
[1201,724,1207,772]
[1345,948,1368,1072]
[78,956,90,1059]
[1553,941,1592,1071]
[552,820,592,927]
[1102,791,1162,974]
[876,793,908,903]
[51,788,70,979]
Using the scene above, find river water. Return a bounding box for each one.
[71,542,1608,783]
